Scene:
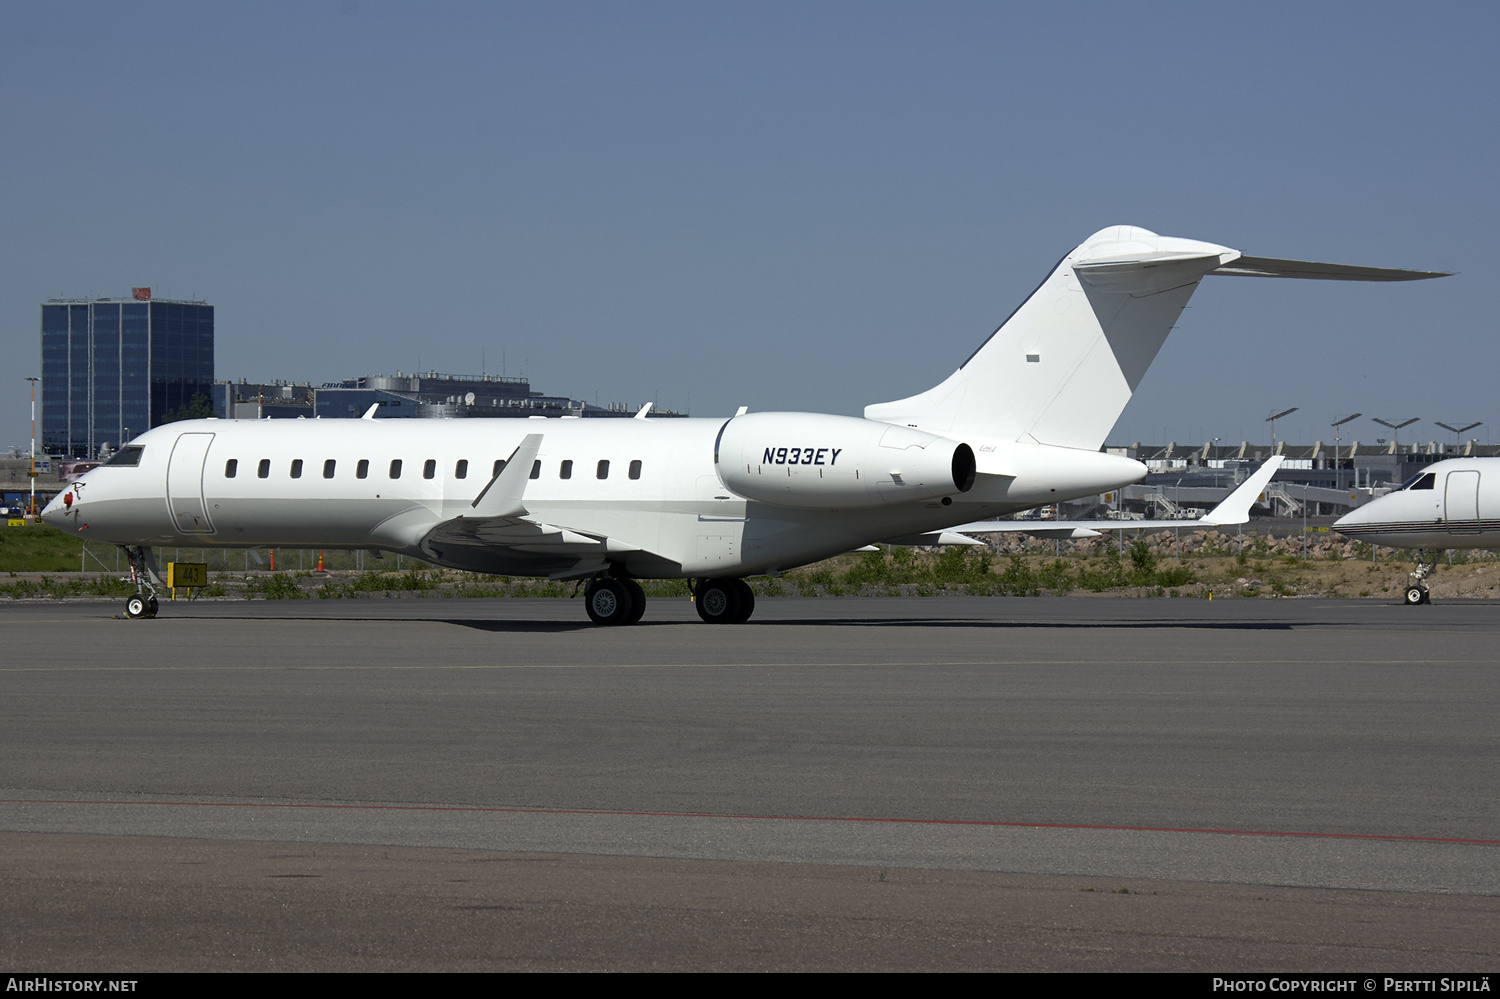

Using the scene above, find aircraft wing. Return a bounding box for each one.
[416,432,669,575]
[892,457,1285,544]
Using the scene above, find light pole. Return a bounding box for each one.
[1331,413,1361,492]
[25,376,38,518]
[1373,417,1419,452]
[1302,483,1309,560]
[1435,421,1481,453]
[1266,408,1298,453]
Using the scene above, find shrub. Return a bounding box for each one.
[252,573,307,600]
[1038,559,1075,596]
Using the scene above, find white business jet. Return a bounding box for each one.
[1333,459,1498,604]
[42,226,1444,624]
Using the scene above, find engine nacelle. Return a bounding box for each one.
[715,412,975,510]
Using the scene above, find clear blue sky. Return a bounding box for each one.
[4,1,1495,450]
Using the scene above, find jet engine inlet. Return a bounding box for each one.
[952,443,976,493]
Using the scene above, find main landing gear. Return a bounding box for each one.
[583,577,647,626]
[1404,550,1440,606]
[121,546,160,619]
[692,577,755,624]
[580,575,758,625]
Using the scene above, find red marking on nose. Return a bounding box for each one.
[63,492,73,508]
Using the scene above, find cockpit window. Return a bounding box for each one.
[104,446,144,467]
[1400,472,1436,491]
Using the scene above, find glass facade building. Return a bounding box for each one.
[41,296,214,458]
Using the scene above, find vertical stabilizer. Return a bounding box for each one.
[865,227,1238,450]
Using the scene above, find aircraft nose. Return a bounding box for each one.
[1333,504,1369,533]
[41,488,73,529]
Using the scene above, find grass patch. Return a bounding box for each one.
[0,524,84,573]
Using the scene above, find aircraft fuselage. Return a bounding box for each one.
[1334,458,1500,550]
[46,415,1144,579]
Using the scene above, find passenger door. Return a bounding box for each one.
[1445,470,1481,535]
[166,432,216,534]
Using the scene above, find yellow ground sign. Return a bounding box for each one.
[167,562,208,588]
[6,519,24,528]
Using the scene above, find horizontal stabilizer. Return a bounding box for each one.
[1212,256,1450,282]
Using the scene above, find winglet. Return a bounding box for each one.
[635,402,653,419]
[470,434,544,519]
[362,403,383,420]
[1199,456,1284,526]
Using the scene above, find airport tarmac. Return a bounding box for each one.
[2,595,1498,971]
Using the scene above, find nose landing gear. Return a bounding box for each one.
[121,546,161,619]
[1404,550,1439,605]
[125,591,159,619]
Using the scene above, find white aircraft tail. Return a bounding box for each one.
[865,226,1447,451]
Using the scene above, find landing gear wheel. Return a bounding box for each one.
[1404,586,1430,606]
[694,577,742,624]
[146,595,159,618]
[621,579,647,625]
[730,579,756,623]
[126,593,149,619]
[584,578,633,626]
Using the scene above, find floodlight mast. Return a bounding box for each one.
[1266,407,1299,452]
[1372,417,1419,451]
[1435,421,1482,450]
[1332,413,1361,492]
[25,376,39,518]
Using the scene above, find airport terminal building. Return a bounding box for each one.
[213,371,685,421]
[40,290,214,458]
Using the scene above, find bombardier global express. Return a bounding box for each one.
[41,226,1446,624]
[1334,458,1499,604]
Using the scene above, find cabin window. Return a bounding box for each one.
[324,459,336,479]
[455,459,468,479]
[493,459,505,477]
[597,459,610,479]
[103,446,144,467]
[258,459,270,479]
[530,460,541,479]
[290,459,303,479]
[225,459,238,478]
[423,459,436,480]
[560,460,573,480]
[357,459,369,479]
[390,459,403,479]
[629,459,642,480]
